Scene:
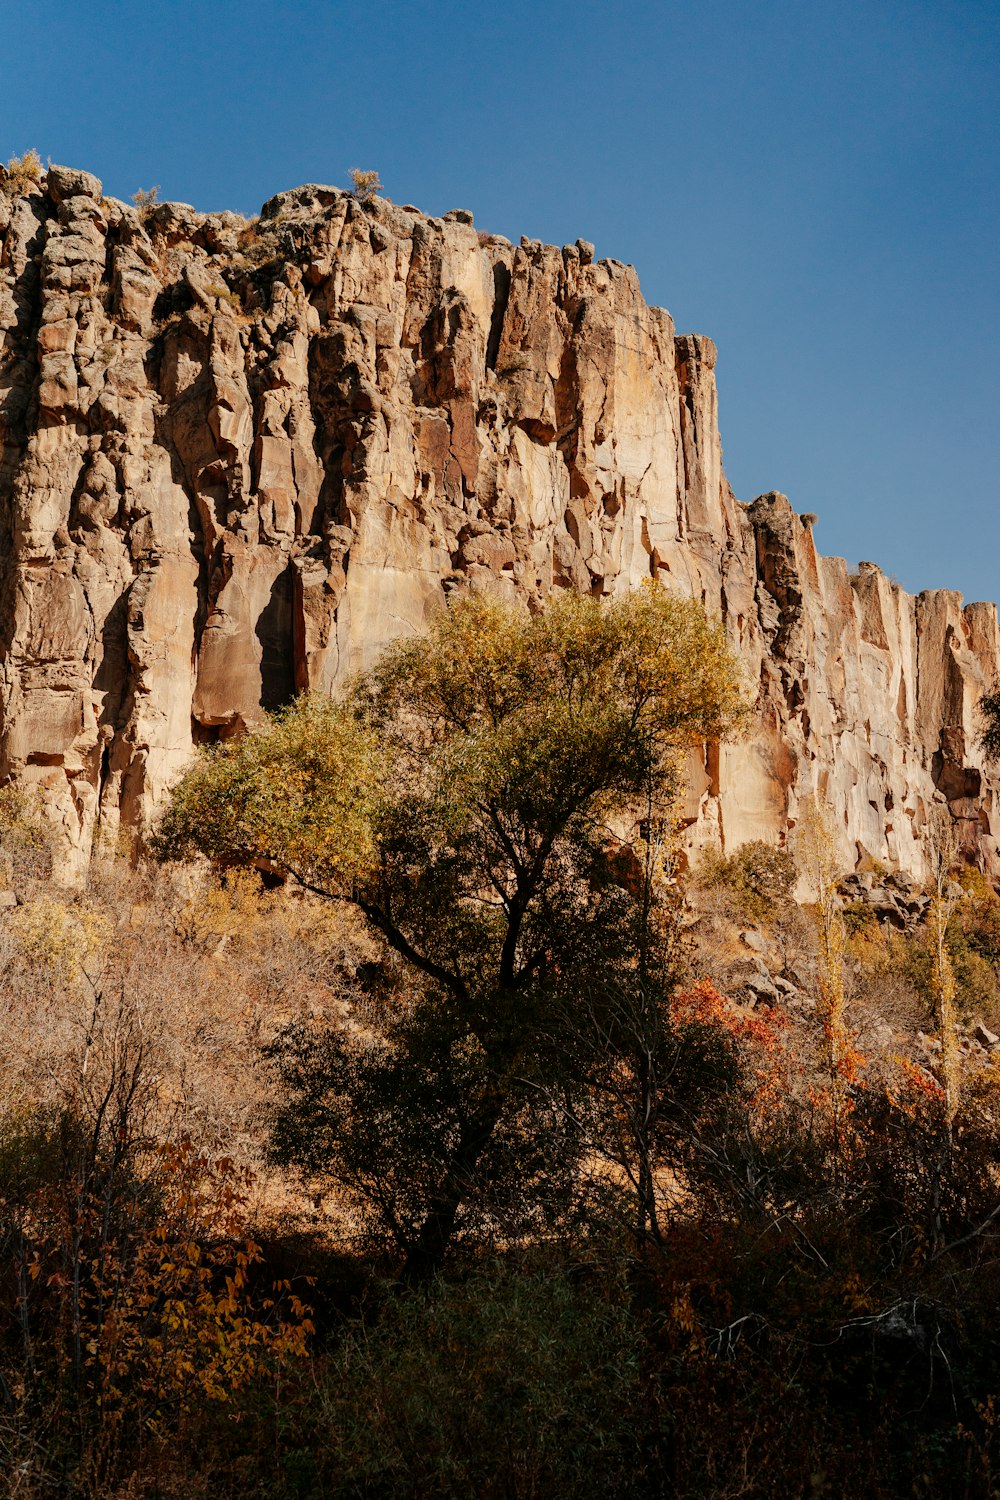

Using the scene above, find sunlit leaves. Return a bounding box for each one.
[159,587,748,999]
[160,587,749,1273]
[156,697,388,892]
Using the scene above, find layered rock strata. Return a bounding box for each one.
[1,165,996,877]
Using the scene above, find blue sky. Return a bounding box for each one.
[5,0,998,602]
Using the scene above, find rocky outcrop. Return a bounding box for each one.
[1,167,997,877]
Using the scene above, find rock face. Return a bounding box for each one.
[1,167,998,878]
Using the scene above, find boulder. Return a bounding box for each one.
[726,957,779,1005]
[46,164,102,203]
[739,929,767,953]
[864,889,908,926]
[785,961,818,993]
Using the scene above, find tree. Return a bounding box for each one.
[348,167,382,203]
[158,587,748,1277]
[796,797,858,1180]
[978,686,1000,765]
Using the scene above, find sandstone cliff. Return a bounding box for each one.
[1,165,996,878]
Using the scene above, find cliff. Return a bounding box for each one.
[1,164,997,877]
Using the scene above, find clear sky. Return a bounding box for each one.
[4,0,998,602]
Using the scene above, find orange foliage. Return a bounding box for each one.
[822,1014,867,1088]
[885,1053,947,1117]
[11,1133,313,1448]
[670,979,789,1113]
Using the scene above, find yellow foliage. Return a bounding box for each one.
[91,1141,313,1426]
[15,1134,314,1440]
[0,783,49,885]
[8,894,110,983]
[178,868,278,950]
[158,696,388,892]
[348,167,382,202]
[956,866,996,904]
[2,148,43,196]
[849,919,911,980]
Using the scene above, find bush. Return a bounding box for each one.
[205,280,247,316]
[308,1264,642,1498]
[235,218,282,269]
[0,783,51,888]
[1,148,42,197]
[0,1102,312,1494]
[132,184,160,221]
[348,167,382,204]
[848,920,932,1030]
[842,897,875,935]
[954,869,1000,963]
[699,839,798,923]
[947,924,1000,1021]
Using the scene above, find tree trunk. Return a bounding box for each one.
[402,1096,506,1284]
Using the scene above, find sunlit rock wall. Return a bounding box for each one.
[1,165,996,877]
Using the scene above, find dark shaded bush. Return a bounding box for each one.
[304,1265,642,1499]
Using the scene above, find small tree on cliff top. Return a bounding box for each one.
[348,168,382,203]
[158,587,748,1276]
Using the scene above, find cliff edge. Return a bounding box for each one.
[1,165,996,875]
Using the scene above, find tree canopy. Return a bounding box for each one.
[158,585,749,1275]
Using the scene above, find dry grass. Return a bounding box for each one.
[0,849,375,1232]
[1,148,43,197]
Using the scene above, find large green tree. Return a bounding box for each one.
[158,586,748,1276]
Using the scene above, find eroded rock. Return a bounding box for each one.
[1,169,999,878]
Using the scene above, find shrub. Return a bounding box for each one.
[348,167,382,203]
[848,920,932,1030]
[310,1264,641,1498]
[132,184,160,222]
[954,868,1000,966]
[205,280,247,316]
[979,686,1000,764]
[699,839,798,923]
[1,148,43,197]
[0,1109,312,1491]
[953,941,1000,1019]
[0,783,51,888]
[843,897,875,935]
[234,218,281,269]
